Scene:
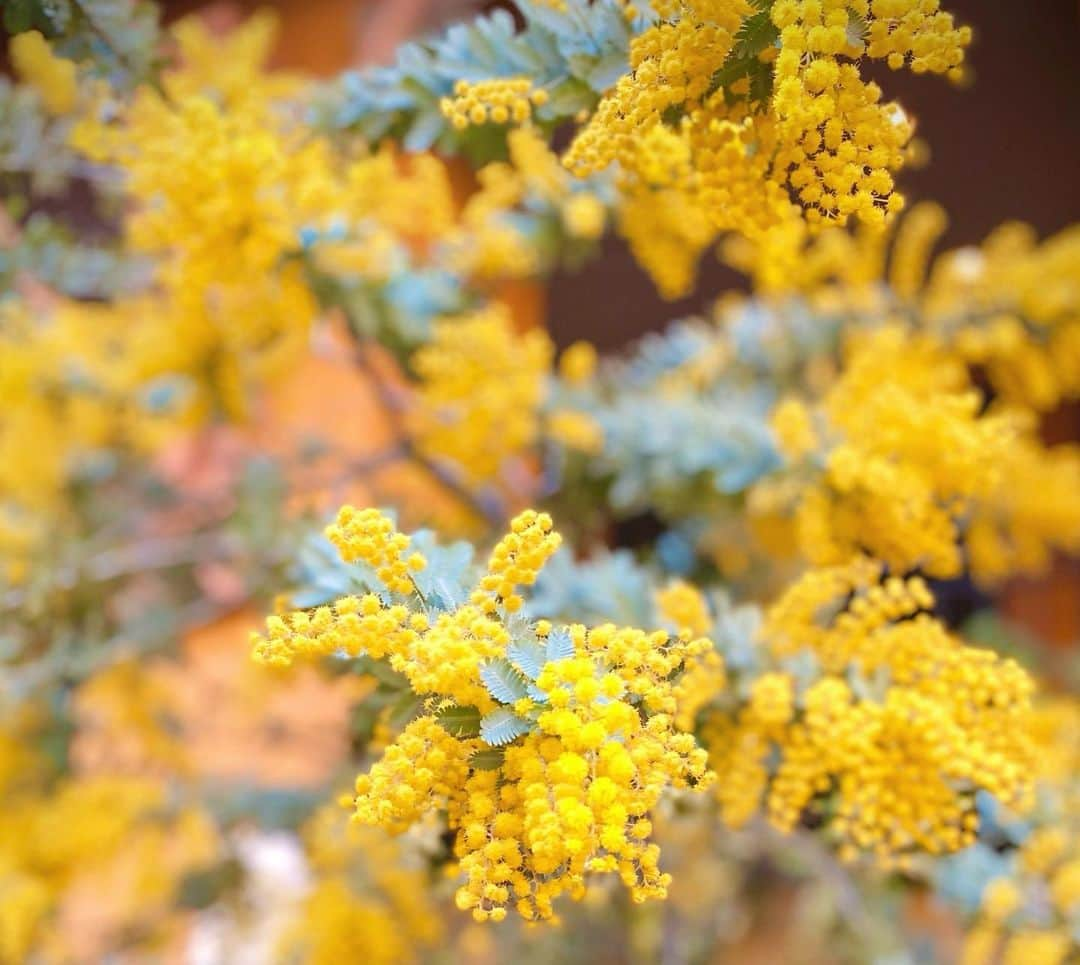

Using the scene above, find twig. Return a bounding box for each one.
[0,441,416,613]
[352,340,508,526]
[280,442,410,503]
[1,598,224,706]
[1,533,230,612]
[85,532,230,583]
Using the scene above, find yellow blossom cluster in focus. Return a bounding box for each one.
[696,559,1035,867]
[254,509,714,922]
[555,0,970,295]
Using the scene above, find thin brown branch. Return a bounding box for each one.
[352,340,507,526]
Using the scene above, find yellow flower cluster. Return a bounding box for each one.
[410,305,554,486]
[340,149,458,246]
[693,560,1035,867]
[764,555,931,671]
[0,304,94,558]
[729,205,1080,415]
[672,645,727,735]
[770,0,967,226]
[75,79,318,279]
[286,878,416,965]
[561,3,786,296]
[786,326,1016,578]
[747,671,795,728]
[474,509,565,613]
[441,77,549,129]
[558,0,970,294]
[656,579,712,637]
[9,30,78,115]
[508,125,608,242]
[1028,698,1080,793]
[0,299,185,568]
[165,10,303,109]
[719,208,1080,586]
[564,1,743,179]
[615,127,718,298]
[65,21,326,420]
[453,645,711,922]
[290,802,441,964]
[441,126,607,282]
[5,128,477,557]
[254,597,417,671]
[326,506,427,595]
[929,222,1080,414]
[0,868,48,964]
[255,511,561,709]
[255,510,714,922]
[770,396,819,460]
[73,90,324,373]
[559,340,599,385]
[965,439,1080,586]
[62,14,475,427]
[759,318,1080,586]
[862,0,972,74]
[961,699,1080,965]
[721,198,924,297]
[353,715,479,833]
[0,770,220,960]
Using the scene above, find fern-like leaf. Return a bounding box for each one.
[480,659,531,704]
[315,0,642,160]
[545,628,575,663]
[436,704,482,738]
[507,639,547,680]
[706,3,778,104]
[470,747,506,771]
[732,9,778,61]
[480,708,532,746]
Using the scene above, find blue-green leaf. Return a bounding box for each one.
[480,708,532,746]
[480,659,530,704]
[408,530,474,611]
[507,639,547,680]
[546,628,575,663]
[388,693,424,728]
[527,683,549,704]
